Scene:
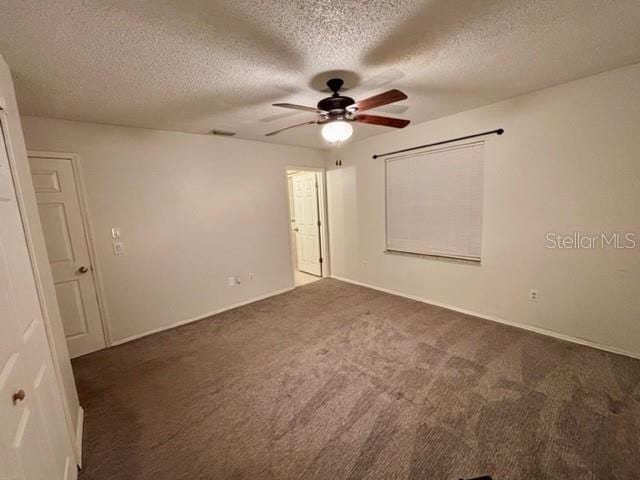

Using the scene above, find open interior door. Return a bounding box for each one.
[292,172,322,276]
[0,116,77,478]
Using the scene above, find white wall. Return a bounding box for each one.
[0,55,81,457]
[21,117,324,342]
[327,62,640,357]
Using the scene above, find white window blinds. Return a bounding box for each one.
[385,140,484,261]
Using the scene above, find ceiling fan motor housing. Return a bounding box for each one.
[318,78,355,116]
[317,95,355,115]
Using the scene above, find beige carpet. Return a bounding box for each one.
[73,279,640,479]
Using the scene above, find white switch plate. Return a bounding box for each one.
[112,242,125,255]
[111,227,121,239]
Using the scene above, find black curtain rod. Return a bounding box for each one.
[372,128,504,159]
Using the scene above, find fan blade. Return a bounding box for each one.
[265,120,318,136]
[351,89,407,112]
[355,114,410,128]
[272,103,327,114]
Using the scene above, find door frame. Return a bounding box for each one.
[28,150,111,349]
[285,165,330,280]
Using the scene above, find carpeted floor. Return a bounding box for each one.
[73,279,640,480]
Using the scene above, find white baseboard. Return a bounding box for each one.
[75,406,84,468]
[330,275,640,360]
[110,286,295,347]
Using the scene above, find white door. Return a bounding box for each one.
[292,172,322,276]
[28,154,105,358]
[0,119,77,479]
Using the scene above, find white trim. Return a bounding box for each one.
[111,286,295,346]
[63,457,72,480]
[330,275,640,360]
[75,407,84,468]
[27,150,112,347]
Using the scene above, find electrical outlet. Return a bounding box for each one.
[111,227,121,239]
[112,242,124,255]
[227,276,241,286]
[529,289,539,301]
[362,260,369,270]
[248,273,256,281]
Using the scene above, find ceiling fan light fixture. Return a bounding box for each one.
[266,78,408,138]
[321,120,353,143]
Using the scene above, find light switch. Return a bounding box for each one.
[112,242,125,255]
[111,227,121,239]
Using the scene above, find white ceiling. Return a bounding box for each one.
[1,1,639,149]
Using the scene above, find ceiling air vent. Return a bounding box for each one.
[209,129,236,137]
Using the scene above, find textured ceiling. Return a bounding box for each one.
[1,1,640,149]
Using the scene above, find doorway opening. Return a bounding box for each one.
[286,168,328,287]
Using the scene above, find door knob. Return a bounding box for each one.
[293,228,299,232]
[78,266,89,274]
[12,389,25,405]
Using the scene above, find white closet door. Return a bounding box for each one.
[0,119,77,479]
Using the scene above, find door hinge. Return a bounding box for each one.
[319,257,323,264]
[317,220,321,227]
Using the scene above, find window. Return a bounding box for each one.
[385,140,484,261]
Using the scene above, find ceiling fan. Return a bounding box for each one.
[265,78,410,142]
